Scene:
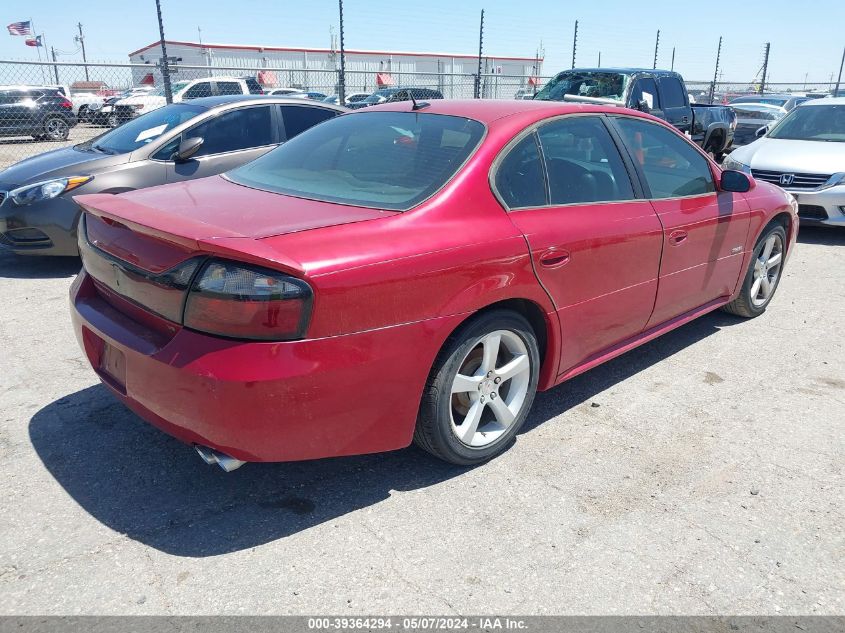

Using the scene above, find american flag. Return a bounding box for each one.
[7,21,32,36]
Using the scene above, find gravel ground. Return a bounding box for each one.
[0,124,104,170]
[0,227,842,615]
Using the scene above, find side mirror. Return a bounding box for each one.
[172,137,203,162]
[720,169,752,193]
[637,99,650,113]
[755,125,768,138]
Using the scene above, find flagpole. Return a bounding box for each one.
[30,17,47,84]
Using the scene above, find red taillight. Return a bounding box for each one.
[60,99,73,109]
[183,260,312,340]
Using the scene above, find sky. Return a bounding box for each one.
[1,0,844,86]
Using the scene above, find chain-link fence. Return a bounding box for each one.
[0,59,839,169]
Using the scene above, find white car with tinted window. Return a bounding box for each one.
[723,98,845,226]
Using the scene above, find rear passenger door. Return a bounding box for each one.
[610,115,751,326]
[657,76,691,134]
[500,115,664,376]
[160,105,278,182]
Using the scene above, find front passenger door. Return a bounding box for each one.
[610,116,751,326]
[161,105,278,182]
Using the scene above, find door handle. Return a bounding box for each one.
[682,116,689,122]
[668,230,689,245]
[538,248,571,268]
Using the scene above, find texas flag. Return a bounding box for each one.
[25,35,42,47]
[7,21,32,36]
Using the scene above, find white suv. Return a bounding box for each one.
[110,77,259,126]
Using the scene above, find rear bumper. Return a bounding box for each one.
[70,270,461,462]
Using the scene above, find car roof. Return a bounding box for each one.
[357,98,638,125]
[561,67,683,77]
[800,96,845,106]
[183,94,349,111]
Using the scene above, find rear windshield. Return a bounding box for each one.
[227,111,485,210]
[82,102,206,154]
[767,104,845,142]
[534,71,629,102]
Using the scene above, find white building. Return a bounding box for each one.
[128,40,543,98]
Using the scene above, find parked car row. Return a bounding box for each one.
[0,95,344,252]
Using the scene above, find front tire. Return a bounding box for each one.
[414,310,540,465]
[723,224,787,318]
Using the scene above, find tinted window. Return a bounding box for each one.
[631,78,661,109]
[495,134,546,208]
[183,82,213,100]
[91,103,207,154]
[216,81,243,96]
[537,116,635,205]
[228,112,485,210]
[188,106,273,155]
[281,105,337,140]
[658,77,686,108]
[243,77,263,94]
[613,117,715,198]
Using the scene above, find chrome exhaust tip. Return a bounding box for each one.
[194,445,247,472]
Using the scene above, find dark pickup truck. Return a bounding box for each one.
[534,68,736,159]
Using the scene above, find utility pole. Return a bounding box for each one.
[155,0,173,104]
[759,42,770,95]
[653,30,660,69]
[671,46,675,71]
[75,23,89,81]
[50,46,59,83]
[709,36,722,104]
[338,0,347,102]
[571,20,578,69]
[835,46,844,96]
[475,9,484,99]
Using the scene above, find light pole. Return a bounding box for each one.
[75,23,89,81]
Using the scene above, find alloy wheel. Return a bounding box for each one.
[750,233,784,307]
[449,330,531,448]
[45,118,69,141]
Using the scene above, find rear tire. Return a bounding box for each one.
[43,117,69,141]
[414,310,540,465]
[77,105,89,123]
[723,224,787,318]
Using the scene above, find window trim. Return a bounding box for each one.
[606,113,720,201]
[489,112,643,212]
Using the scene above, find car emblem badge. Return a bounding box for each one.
[779,173,795,186]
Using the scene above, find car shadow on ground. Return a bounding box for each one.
[797,225,845,246]
[29,310,740,557]
[0,251,80,279]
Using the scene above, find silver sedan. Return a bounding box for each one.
[723,97,845,227]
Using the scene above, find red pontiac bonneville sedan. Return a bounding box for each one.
[70,100,798,470]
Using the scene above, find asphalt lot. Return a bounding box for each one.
[0,124,104,171]
[0,227,842,615]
